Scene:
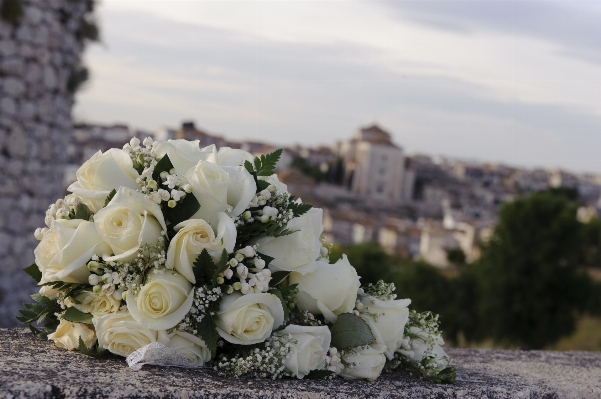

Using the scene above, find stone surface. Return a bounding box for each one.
[1,328,600,399]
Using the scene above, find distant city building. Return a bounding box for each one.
[335,124,408,204]
[63,120,601,269]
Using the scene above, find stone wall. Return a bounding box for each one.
[0,0,93,326]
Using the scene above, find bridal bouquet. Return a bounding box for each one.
[19,138,455,383]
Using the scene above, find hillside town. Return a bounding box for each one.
[65,122,601,269]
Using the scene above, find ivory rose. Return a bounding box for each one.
[256,208,324,274]
[166,330,211,366]
[35,219,111,284]
[166,212,236,284]
[359,296,411,359]
[215,292,284,345]
[68,291,122,317]
[153,139,210,175]
[68,149,139,212]
[94,187,166,262]
[289,255,360,323]
[47,319,96,351]
[94,312,167,357]
[185,161,256,222]
[339,345,387,381]
[127,270,194,330]
[203,145,254,167]
[275,325,331,379]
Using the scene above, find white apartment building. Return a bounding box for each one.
[336,125,407,204]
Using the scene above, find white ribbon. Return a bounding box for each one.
[126,342,197,371]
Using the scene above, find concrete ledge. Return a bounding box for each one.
[1,329,600,398]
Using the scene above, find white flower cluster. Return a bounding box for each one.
[38,194,84,234]
[23,140,453,383]
[123,137,191,208]
[220,246,272,295]
[177,285,223,334]
[235,188,294,227]
[362,280,397,301]
[87,241,167,298]
[215,334,297,379]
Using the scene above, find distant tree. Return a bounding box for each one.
[391,261,454,327]
[291,157,327,182]
[446,248,466,266]
[476,191,591,348]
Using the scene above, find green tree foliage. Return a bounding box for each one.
[291,157,328,182]
[476,191,591,348]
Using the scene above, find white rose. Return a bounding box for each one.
[127,270,194,330]
[275,325,331,379]
[35,219,111,284]
[94,312,167,357]
[256,208,324,274]
[359,296,411,360]
[48,319,96,351]
[166,213,236,284]
[289,255,360,324]
[204,145,254,167]
[215,292,284,345]
[185,161,257,222]
[94,187,167,262]
[339,345,387,381]
[39,285,59,300]
[68,149,140,212]
[258,174,287,193]
[401,326,450,370]
[69,290,121,317]
[166,330,211,366]
[153,139,210,175]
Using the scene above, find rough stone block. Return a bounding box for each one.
[0,329,600,399]
[1,57,24,76]
[24,6,44,26]
[0,40,17,56]
[3,77,26,96]
[0,97,17,116]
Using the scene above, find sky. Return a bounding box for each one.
[73,0,601,174]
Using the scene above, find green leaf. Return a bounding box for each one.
[268,288,289,322]
[244,160,255,175]
[435,367,456,384]
[270,271,289,286]
[24,263,42,283]
[212,250,230,286]
[78,337,109,358]
[63,307,93,324]
[104,189,117,207]
[164,192,200,227]
[304,369,334,380]
[152,154,174,182]
[330,313,374,349]
[288,202,313,218]
[73,203,93,220]
[195,315,218,358]
[256,180,270,191]
[256,149,282,177]
[29,324,48,341]
[193,249,229,287]
[279,283,298,298]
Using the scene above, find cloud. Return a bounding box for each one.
[75,6,601,173]
[380,0,601,66]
